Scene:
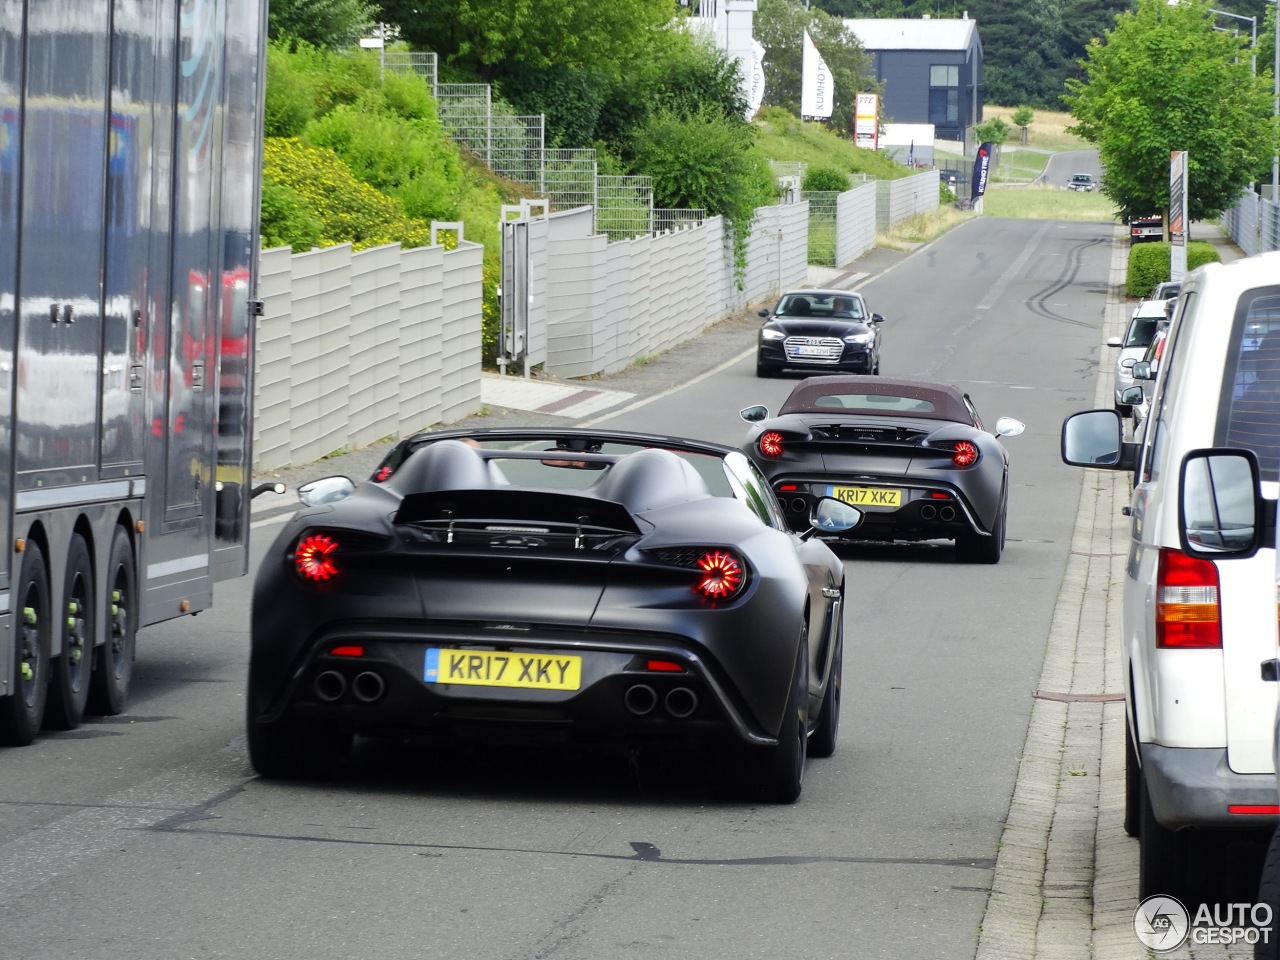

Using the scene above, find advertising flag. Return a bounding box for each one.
[746,39,767,121]
[801,31,832,119]
[970,142,994,201]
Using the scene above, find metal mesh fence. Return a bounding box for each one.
[437,83,492,162]
[544,149,597,212]
[380,51,437,90]
[801,191,839,265]
[490,115,544,192]
[596,175,653,242]
[654,209,706,235]
[771,161,807,182]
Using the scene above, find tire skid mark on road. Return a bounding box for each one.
[1025,236,1109,327]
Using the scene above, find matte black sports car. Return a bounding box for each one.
[740,377,1024,563]
[248,428,863,802]
[756,288,884,377]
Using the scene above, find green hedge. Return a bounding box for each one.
[1124,241,1222,297]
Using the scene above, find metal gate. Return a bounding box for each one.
[498,200,547,376]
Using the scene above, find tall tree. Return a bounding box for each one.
[1064,0,1280,221]
[754,0,877,137]
[268,0,376,50]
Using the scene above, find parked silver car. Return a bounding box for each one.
[1109,298,1171,416]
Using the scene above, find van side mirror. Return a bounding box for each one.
[1177,449,1271,558]
[1061,409,1136,470]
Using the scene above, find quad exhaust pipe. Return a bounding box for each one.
[314,670,347,703]
[939,506,956,522]
[919,504,937,521]
[664,687,699,719]
[352,670,386,704]
[624,684,658,716]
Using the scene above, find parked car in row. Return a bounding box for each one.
[1110,297,1172,418]
[756,288,885,378]
[740,376,1024,564]
[1061,250,1280,906]
[1067,173,1096,191]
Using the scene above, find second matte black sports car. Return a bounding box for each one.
[247,428,863,803]
[756,288,885,377]
[740,377,1024,563]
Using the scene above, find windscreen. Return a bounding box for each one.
[1222,290,1280,480]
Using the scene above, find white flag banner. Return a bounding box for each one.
[801,30,832,119]
[746,39,767,120]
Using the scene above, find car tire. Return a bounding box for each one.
[956,487,1006,564]
[719,627,808,803]
[808,614,842,759]
[871,357,880,376]
[1256,827,1280,960]
[247,709,353,780]
[0,541,52,746]
[1114,402,1132,418]
[1124,711,1140,838]
[88,527,136,716]
[1138,769,1212,905]
[45,534,95,731]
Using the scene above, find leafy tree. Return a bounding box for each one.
[373,0,673,78]
[974,115,1011,144]
[803,166,853,191]
[1064,0,1280,222]
[754,0,877,138]
[1012,105,1034,144]
[268,0,376,50]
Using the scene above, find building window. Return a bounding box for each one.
[929,64,959,126]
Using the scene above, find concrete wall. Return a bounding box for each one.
[876,170,941,229]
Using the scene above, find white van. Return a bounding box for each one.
[1061,250,1280,905]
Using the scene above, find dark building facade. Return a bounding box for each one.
[844,17,983,143]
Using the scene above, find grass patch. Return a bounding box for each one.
[981,183,1120,221]
[992,147,1050,182]
[983,105,1091,152]
[754,106,910,180]
[876,205,976,249]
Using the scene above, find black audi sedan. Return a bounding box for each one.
[756,288,884,378]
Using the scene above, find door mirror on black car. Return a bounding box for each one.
[758,309,770,318]
[871,313,884,323]
[298,476,356,507]
[1178,449,1270,558]
[808,497,863,534]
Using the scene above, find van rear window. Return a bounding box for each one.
[1223,292,1280,479]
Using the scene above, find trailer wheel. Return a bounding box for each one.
[45,534,95,730]
[0,541,52,745]
[88,527,136,716]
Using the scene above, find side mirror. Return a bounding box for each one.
[740,404,769,423]
[1106,336,1123,348]
[805,497,863,536]
[1120,357,1137,370]
[1178,449,1264,557]
[871,313,884,323]
[1061,409,1131,468]
[1121,385,1144,405]
[758,309,770,318]
[1131,361,1153,381]
[298,476,356,507]
[994,417,1025,437]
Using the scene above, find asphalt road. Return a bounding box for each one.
[0,216,1119,960]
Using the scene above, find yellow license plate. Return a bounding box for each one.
[826,485,902,507]
[424,648,582,691]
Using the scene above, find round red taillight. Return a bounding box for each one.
[695,550,744,600]
[294,533,340,582]
[759,431,784,457]
[952,441,978,467]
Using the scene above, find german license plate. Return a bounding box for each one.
[826,485,902,507]
[424,648,582,690]
[797,345,828,357]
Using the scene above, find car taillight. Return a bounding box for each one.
[759,432,784,457]
[294,532,340,582]
[1156,548,1221,648]
[952,441,978,467]
[695,550,744,600]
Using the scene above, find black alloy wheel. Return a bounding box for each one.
[88,527,137,715]
[0,541,52,745]
[45,534,95,730]
[808,612,843,758]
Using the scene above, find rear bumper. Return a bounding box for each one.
[757,343,873,374]
[1142,743,1278,831]
[769,476,987,540]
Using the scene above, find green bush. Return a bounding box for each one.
[1125,241,1222,296]
[261,137,431,251]
[260,179,322,252]
[802,166,851,192]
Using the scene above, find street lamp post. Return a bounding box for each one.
[1209,7,1257,74]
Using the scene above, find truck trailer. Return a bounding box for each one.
[0,0,268,744]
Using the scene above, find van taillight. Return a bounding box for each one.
[1156,548,1221,648]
